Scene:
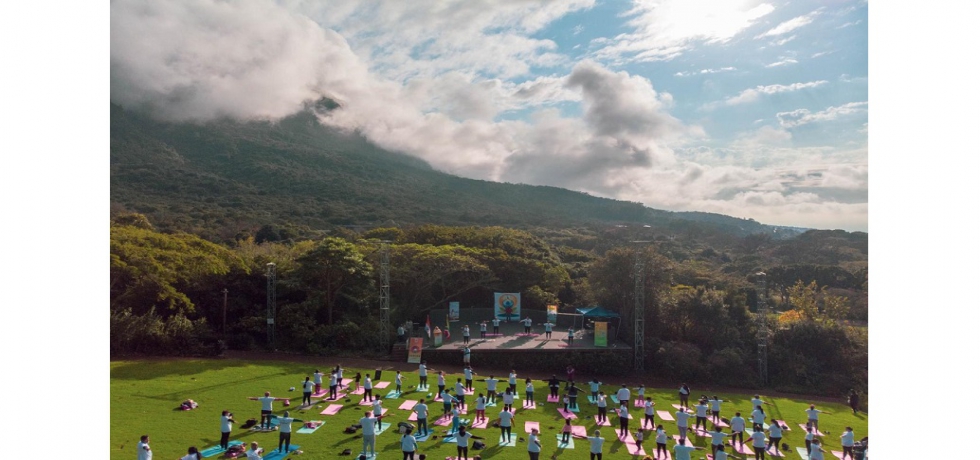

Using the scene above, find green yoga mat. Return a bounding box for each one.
[555,434,575,449]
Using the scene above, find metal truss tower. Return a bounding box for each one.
[755,271,769,385]
[266,262,277,350]
[633,246,646,371]
[378,242,391,351]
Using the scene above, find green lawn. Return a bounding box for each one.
[111,359,867,460]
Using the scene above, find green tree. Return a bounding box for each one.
[787,280,820,322]
[293,237,374,325]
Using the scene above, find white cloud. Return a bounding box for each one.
[765,58,798,67]
[755,10,821,38]
[714,80,827,107]
[777,101,868,128]
[837,20,862,29]
[771,35,797,46]
[811,50,834,58]
[593,0,775,63]
[674,66,737,77]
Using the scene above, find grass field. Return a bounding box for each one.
[110,359,868,460]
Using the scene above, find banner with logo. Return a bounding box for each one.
[449,302,460,321]
[407,337,424,363]
[594,322,608,347]
[547,304,558,323]
[494,293,521,321]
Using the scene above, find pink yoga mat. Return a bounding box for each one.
[651,451,672,460]
[326,392,347,401]
[558,408,578,419]
[374,381,390,389]
[712,419,729,428]
[351,387,365,395]
[471,418,489,429]
[312,389,329,398]
[831,451,846,460]
[320,404,343,415]
[570,425,588,438]
[522,401,537,410]
[433,417,453,426]
[775,420,790,430]
[621,431,646,456]
[594,415,612,426]
[458,404,468,414]
[547,394,560,403]
[340,378,352,387]
[657,411,674,421]
[766,445,785,457]
[732,441,755,456]
[634,399,646,408]
[359,398,374,406]
[407,413,418,421]
[399,400,418,410]
[525,421,540,433]
[797,424,825,436]
[692,428,712,438]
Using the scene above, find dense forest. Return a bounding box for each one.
[110,104,868,397]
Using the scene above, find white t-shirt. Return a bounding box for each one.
[480,323,487,331]
[709,398,723,411]
[137,441,152,460]
[365,378,373,390]
[617,388,631,402]
[695,404,709,417]
[810,447,825,460]
[751,409,765,424]
[645,401,654,415]
[524,318,532,327]
[245,448,262,460]
[493,319,500,326]
[751,398,765,408]
[656,429,667,443]
[568,329,574,337]
[714,450,728,460]
[618,406,629,418]
[476,396,486,410]
[456,382,465,394]
[528,434,541,452]
[588,436,604,454]
[303,380,314,392]
[463,348,471,358]
[526,382,534,393]
[544,323,553,332]
[396,374,402,385]
[401,434,418,451]
[419,365,427,377]
[509,373,517,384]
[730,416,745,431]
[280,417,295,433]
[841,431,854,447]
[464,369,473,379]
[330,374,338,386]
[499,410,514,427]
[751,431,766,447]
[768,424,782,438]
[360,416,376,434]
[590,382,601,392]
[597,395,607,408]
[673,444,696,460]
[806,409,820,420]
[503,393,515,404]
[313,372,324,384]
[679,386,690,396]
[675,411,692,427]
[463,326,470,336]
[456,431,473,446]
[221,415,233,432]
[259,396,276,411]
[373,400,383,415]
[487,379,498,391]
[414,403,428,419]
[438,375,446,386]
[710,431,728,445]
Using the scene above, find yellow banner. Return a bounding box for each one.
[407,337,424,363]
[594,321,608,347]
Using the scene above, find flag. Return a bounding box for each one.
[446,314,450,330]
[425,315,432,338]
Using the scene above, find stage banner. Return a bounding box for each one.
[449,302,460,321]
[407,337,424,363]
[594,322,608,347]
[494,293,521,321]
[433,327,443,347]
[547,304,558,323]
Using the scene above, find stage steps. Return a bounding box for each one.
[390,343,408,361]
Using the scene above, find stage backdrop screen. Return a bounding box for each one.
[407,337,424,363]
[547,304,558,323]
[594,321,608,347]
[494,293,521,321]
[449,302,460,321]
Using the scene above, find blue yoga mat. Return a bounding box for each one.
[385,390,401,399]
[200,440,243,458]
[413,432,432,442]
[262,444,300,460]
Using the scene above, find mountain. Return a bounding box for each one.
[110,104,807,241]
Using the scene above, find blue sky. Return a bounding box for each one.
[109,0,869,231]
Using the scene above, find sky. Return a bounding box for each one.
[109,0,869,231]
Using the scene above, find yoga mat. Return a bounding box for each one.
[672,404,684,410]
[797,424,825,436]
[767,445,786,457]
[351,387,365,395]
[374,381,390,389]
[557,408,578,419]
[547,394,560,403]
[556,433,575,449]
[373,422,392,435]
[775,420,790,430]
[296,421,324,434]
[407,413,418,421]
[413,432,431,442]
[621,431,646,456]
[652,451,672,460]
[615,409,633,419]
[464,388,475,395]
[433,416,453,426]
[326,392,347,401]
[498,434,516,447]
[732,441,756,456]
[569,403,580,413]
[486,400,498,407]
[373,408,389,417]
[712,419,729,428]
[201,440,243,458]
[262,444,300,460]
[399,400,419,410]
[385,390,401,399]
[796,447,810,459]
[691,428,712,438]
[610,395,620,405]
[831,451,846,460]
[571,425,588,438]
[656,410,674,421]
[359,398,374,406]
[340,378,352,387]
[457,404,468,414]
[312,389,329,398]
[470,418,489,429]
[594,415,612,426]
[525,421,540,433]
[442,435,457,444]
[320,404,343,415]
[522,401,537,410]
[634,399,646,408]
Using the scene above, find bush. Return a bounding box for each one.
[652,341,704,381]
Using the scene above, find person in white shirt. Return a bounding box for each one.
[414,399,429,437]
[567,327,575,346]
[809,439,826,460]
[395,371,403,394]
[498,408,515,443]
[675,408,693,440]
[455,379,467,405]
[596,392,608,422]
[508,371,518,393]
[840,427,855,459]
[503,388,516,412]
[312,369,324,395]
[525,380,535,406]
[750,406,766,427]
[654,425,668,459]
[643,397,655,429]
[401,430,419,460]
[277,412,303,453]
[751,395,772,409]
[708,395,725,424]
[805,404,828,431]
[528,428,542,460]
[587,430,605,460]
[179,446,202,460]
[543,322,554,339]
[363,376,374,402]
[616,385,631,406]
[475,393,487,422]
[672,436,703,460]
[302,376,315,406]
[329,371,339,399]
[804,425,816,456]
[693,401,709,431]
[247,391,286,430]
[492,318,500,335]
[462,325,471,345]
[464,366,475,391]
[454,425,475,460]
[766,419,783,454]
[137,435,152,460]
[418,362,429,388]
[372,397,384,429]
[245,441,263,460]
[750,425,767,460]
[589,379,602,401]
[480,321,488,339]
[485,375,499,404]
[359,411,378,457]
[709,426,728,453]
[523,317,533,334]
[220,410,236,450]
[335,365,345,388]
[462,346,471,365]
[635,385,646,403]
[730,412,746,448]
[438,371,447,396]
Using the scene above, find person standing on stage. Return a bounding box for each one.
[543,321,553,339]
[567,327,575,346]
[492,318,500,335]
[480,321,488,339]
[522,316,533,334]
[462,325,471,345]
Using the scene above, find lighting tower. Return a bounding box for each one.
[755,271,769,385]
[266,262,277,350]
[631,241,651,371]
[378,241,391,351]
